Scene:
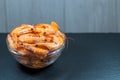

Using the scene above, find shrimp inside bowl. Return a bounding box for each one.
[6,21,66,69]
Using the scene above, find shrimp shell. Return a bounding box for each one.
[11,24,33,36]
[18,33,46,43]
[51,21,59,33]
[34,24,56,34]
[18,27,33,35]
[7,34,16,50]
[34,43,62,51]
[23,43,49,56]
[18,33,36,44]
[17,47,31,55]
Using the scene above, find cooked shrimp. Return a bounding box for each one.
[51,21,59,33]
[34,24,48,28]
[7,34,16,50]
[34,43,61,51]
[17,47,31,55]
[18,27,34,35]
[11,24,33,37]
[18,33,46,43]
[8,21,65,56]
[34,24,56,34]
[18,33,36,44]
[23,44,49,56]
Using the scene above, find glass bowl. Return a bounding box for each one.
[6,35,66,69]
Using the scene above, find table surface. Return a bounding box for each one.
[1,33,120,80]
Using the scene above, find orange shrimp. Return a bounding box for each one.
[34,43,61,51]
[57,31,65,40]
[51,21,59,33]
[34,23,56,34]
[11,24,33,36]
[34,24,48,28]
[18,33,36,44]
[18,33,46,43]
[7,34,16,50]
[23,43,49,56]
[18,27,34,35]
[17,47,31,55]
[52,35,64,45]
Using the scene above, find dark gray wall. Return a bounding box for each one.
[0,0,119,33]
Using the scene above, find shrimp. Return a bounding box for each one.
[18,27,34,35]
[10,24,34,46]
[11,24,33,36]
[52,35,64,45]
[33,27,45,33]
[57,31,66,40]
[51,21,59,33]
[17,47,31,55]
[34,24,50,34]
[18,33,36,44]
[34,23,56,34]
[23,43,49,56]
[31,46,49,56]
[18,33,46,43]
[7,34,16,50]
[34,24,48,28]
[34,43,61,51]
[39,35,64,51]
[10,27,23,44]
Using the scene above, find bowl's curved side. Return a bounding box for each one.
[6,32,66,69]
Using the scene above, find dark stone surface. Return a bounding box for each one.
[1,33,120,80]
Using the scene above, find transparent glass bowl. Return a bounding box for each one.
[6,35,66,69]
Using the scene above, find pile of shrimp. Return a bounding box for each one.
[7,21,65,57]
